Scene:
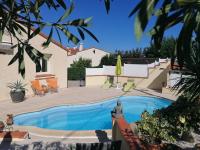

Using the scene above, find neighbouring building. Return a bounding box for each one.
[0,30,110,101]
[0,31,60,100]
[66,43,110,67]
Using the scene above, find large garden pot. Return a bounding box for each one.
[10,90,25,103]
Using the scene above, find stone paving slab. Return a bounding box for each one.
[0,87,177,118]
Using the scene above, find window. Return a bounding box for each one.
[36,53,52,73]
[36,58,48,72]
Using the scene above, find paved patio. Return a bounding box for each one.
[0,86,177,118]
[0,86,177,147]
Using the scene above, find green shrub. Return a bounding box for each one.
[99,54,116,67]
[68,67,85,80]
[158,96,200,137]
[137,95,200,143]
[137,111,175,144]
[68,57,91,80]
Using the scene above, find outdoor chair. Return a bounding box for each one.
[122,80,135,92]
[46,78,58,93]
[39,79,49,93]
[31,80,46,96]
[102,79,112,89]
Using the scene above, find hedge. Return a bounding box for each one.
[68,67,85,80]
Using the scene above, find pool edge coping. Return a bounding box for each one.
[13,95,175,138]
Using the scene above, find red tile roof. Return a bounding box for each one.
[31,28,69,52]
[67,48,79,56]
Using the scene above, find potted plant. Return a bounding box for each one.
[8,80,27,103]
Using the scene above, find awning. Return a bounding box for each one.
[0,43,14,55]
[43,53,52,60]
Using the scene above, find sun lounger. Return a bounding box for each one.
[31,80,46,95]
[46,78,58,92]
[122,80,135,92]
[102,79,112,89]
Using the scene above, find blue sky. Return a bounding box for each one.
[41,0,181,52]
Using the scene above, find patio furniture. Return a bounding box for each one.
[31,80,46,95]
[46,78,58,92]
[122,80,135,92]
[102,79,112,89]
[39,79,49,93]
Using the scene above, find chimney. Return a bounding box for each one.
[79,43,84,51]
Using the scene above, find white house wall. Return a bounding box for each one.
[86,64,148,78]
[0,32,68,100]
[67,48,109,67]
[86,68,104,76]
[123,64,148,77]
[103,66,117,76]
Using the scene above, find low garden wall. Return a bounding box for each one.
[86,64,148,77]
[112,117,163,150]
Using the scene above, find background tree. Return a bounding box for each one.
[70,57,92,68]
[160,37,176,58]
[144,37,176,58]
[0,0,99,77]
[98,54,116,67]
[143,44,159,58]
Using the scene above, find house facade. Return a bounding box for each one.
[0,31,110,101]
[67,44,110,67]
[0,31,69,101]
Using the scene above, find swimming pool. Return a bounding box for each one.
[14,96,172,130]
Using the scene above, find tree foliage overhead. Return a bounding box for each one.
[104,0,199,68]
[0,0,99,77]
[129,0,200,68]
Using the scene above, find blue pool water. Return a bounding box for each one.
[14,96,172,130]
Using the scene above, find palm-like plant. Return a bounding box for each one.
[8,80,27,92]
[173,40,200,101]
[104,0,200,68]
